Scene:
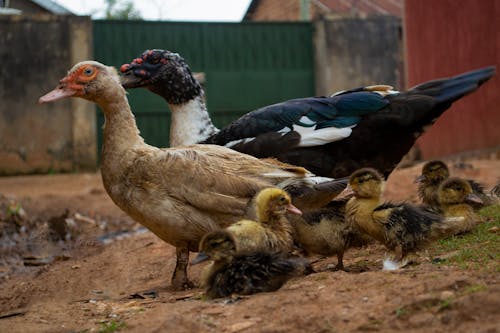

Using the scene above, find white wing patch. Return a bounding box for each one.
[224,123,354,149]
[292,124,354,147]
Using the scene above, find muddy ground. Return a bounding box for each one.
[0,158,499,333]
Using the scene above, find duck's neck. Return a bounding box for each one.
[169,96,219,147]
[99,92,145,176]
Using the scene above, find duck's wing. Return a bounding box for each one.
[202,93,389,156]
[139,146,309,216]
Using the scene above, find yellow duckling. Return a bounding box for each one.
[191,230,307,299]
[346,168,474,262]
[416,160,450,208]
[226,188,301,253]
[291,199,371,271]
[417,160,497,210]
[438,177,483,233]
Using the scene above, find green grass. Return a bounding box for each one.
[430,205,500,271]
[98,321,127,333]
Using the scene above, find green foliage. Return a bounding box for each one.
[430,205,500,270]
[104,0,142,20]
[98,320,127,333]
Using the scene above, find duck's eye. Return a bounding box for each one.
[279,196,286,203]
[83,67,93,76]
[151,56,160,64]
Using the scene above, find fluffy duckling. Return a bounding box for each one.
[417,160,495,210]
[416,160,450,207]
[38,61,346,290]
[226,188,301,253]
[438,177,483,232]
[291,199,371,270]
[192,230,307,299]
[346,168,473,261]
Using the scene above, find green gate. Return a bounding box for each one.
[93,20,314,150]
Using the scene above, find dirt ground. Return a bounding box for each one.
[0,158,499,333]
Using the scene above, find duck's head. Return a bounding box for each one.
[416,160,449,185]
[438,177,483,205]
[39,61,123,105]
[255,188,302,222]
[119,49,202,104]
[348,168,384,199]
[191,230,237,265]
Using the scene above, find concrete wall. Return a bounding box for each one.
[314,15,403,95]
[0,15,96,175]
[405,0,500,159]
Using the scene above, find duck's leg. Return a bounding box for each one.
[171,247,194,290]
[335,252,345,271]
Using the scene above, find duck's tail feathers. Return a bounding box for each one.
[409,66,496,104]
[279,177,348,211]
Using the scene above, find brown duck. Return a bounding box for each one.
[38,61,346,289]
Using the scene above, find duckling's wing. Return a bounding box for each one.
[231,253,306,294]
[373,202,442,250]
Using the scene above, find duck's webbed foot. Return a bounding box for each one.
[171,247,194,290]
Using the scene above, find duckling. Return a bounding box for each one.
[346,168,473,261]
[416,160,450,207]
[290,199,371,271]
[416,160,495,210]
[191,230,307,299]
[226,188,301,253]
[438,177,483,232]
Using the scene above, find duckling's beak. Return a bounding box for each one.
[343,184,354,197]
[465,193,483,205]
[286,203,302,215]
[414,175,425,184]
[191,251,210,265]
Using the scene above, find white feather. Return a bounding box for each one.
[382,256,408,271]
[292,125,354,147]
[224,137,255,148]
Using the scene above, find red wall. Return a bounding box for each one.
[405,0,500,158]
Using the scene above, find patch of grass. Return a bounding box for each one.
[438,298,452,311]
[98,320,127,333]
[429,205,500,271]
[464,284,487,294]
[395,307,407,318]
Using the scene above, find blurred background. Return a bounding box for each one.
[0,0,498,175]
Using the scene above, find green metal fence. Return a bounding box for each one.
[93,20,315,150]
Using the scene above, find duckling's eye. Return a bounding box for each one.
[279,196,286,203]
[83,67,93,76]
